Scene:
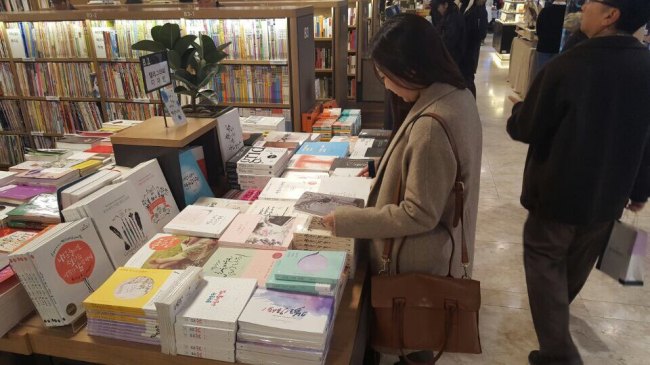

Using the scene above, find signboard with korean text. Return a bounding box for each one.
[139,52,172,93]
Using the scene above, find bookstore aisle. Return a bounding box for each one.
[379,43,650,365]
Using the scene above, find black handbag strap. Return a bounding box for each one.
[381,112,470,278]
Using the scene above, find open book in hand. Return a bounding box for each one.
[294,191,364,217]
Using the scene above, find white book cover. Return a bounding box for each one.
[246,200,298,217]
[216,108,244,171]
[6,28,26,59]
[236,147,290,171]
[24,218,114,326]
[0,171,17,186]
[241,116,285,129]
[118,159,179,231]
[317,176,371,205]
[264,132,311,145]
[259,178,321,201]
[81,182,157,268]
[176,277,256,330]
[194,197,251,213]
[125,234,219,270]
[163,205,239,239]
[281,171,329,180]
[219,214,297,250]
[238,289,333,337]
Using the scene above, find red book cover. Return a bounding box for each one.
[84,145,113,154]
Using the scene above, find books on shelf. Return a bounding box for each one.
[6,21,89,59]
[314,16,333,38]
[117,159,179,231]
[0,135,25,166]
[125,233,219,271]
[25,101,103,134]
[163,205,239,239]
[294,191,364,217]
[203,247,284,288]
[60,170,121,209]
[0,100,25,133]
[106,102,164,122]
[0,63,17,96]
[89,19,181,60]
[259,178,321,201]
[173,277,257,361]
[348,7,357,27]
[61,181,157,268]
[185,19,288,61]
[211,65,290,105]
[100,62,157,101]
[315,47,332,69]
[9,218,114,327]
[16,63,96,98]
[219,214,298,251]
[0,0,32,12]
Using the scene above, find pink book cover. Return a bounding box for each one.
[287,155,336,172]
[0,266,15,284]
[238,189,261,202]
[0,185,56,201]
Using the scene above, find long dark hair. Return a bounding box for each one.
[369,13,466,91]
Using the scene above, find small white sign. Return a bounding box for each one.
[139,52,172,94]
[160,86,187,127]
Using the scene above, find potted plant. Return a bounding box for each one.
[131,23,232,117]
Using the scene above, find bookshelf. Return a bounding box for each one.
[346,0,372,101]
[0,5,315,141]
[223,0,348,106]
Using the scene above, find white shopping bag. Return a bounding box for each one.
[597,220,646,286]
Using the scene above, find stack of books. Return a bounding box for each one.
[61,181,157,268]
[257,131,313,151]
[0,229,38,268]
[174,277,257,361]
[226,147,252,190]
[125,233,219,271]
[0,185,55,212]
[194,197,252,213]
[5,194,61,226]
[332,110,362,137]
[295,142,349,158]
[59,169,121,209]
[9,218,114,327]
[237,288,335,365]
[82,267,184,345]
[13,167,81,189]
[240,116,286,132]
[236,147,291,190]
[219,214,299,251]
[163,205,239,239]
[0,267,34,337]
[203,247,285,288]
[56,135,104,151]
[328,158,372,177]
[265,250,346,297]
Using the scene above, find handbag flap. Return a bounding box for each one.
[372,273,481,311]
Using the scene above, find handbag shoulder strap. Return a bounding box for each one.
[381,112,470,277]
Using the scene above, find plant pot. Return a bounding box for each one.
[181,104,234,118]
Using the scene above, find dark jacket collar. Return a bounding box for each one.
[577,35,648,51]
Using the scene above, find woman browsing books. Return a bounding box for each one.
[322,13,482,364]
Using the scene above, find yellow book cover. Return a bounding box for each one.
[71,160,101,171]
[83,267,174,315]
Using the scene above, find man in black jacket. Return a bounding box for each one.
[506,1,650,364]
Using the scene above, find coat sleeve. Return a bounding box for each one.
[332,119,457,239]
[506,66,564,144]
[630,140,650,203]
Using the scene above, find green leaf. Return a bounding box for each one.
[216,42,231,53]
[180,48,197,69]
[150,25,164,44]
[173,34,197,55]
[167,50,181,70]
[198,90,218,105]
[131,40,166,53]
[174,85,190,93]
[197,71,217,89]
[191,41,204,60]
[159,23,180,50]
[201,34,220,63]
[172,71,197,89]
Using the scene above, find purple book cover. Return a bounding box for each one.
[0,185,55,201]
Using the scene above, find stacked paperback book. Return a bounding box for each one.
[163,205,239,239]
[173,277,257,361]
[235,147,292,190]
[9,218,114,327]
[82,267,185,345]
[240,116,286,132]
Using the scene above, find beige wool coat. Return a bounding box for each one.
[333,83,482,278]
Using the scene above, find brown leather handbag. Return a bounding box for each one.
[370,112,482,363]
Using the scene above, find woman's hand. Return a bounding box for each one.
[357,166,370,177]
[626,200,646,213]
[322,213,336,231]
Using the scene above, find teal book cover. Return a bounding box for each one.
[179,148,214,205]
[266,262,335,296]
[274,250,346,285]
[296,142,349,158]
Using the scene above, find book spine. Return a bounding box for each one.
[265,281,334,296]
[274,273,339,286]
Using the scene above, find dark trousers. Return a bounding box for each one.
[523,213,613,364]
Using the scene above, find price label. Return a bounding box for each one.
[183,11,195,17]
[45,96,60,101]
[31,131,44,136]
[139,52,171,93]
[270,59,287,65]
[132,98,150,103]
[22,57,35,62]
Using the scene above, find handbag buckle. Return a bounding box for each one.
[462,263,470,279]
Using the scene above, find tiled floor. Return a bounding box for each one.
[379,43,650,365]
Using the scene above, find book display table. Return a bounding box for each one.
[111,116,224,210]
[0,261,368,365]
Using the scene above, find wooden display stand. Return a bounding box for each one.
[110,116,223,209]
[493,20,518,59]
[0,260,369,365]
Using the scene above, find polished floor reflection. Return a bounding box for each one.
[380,42,650,365]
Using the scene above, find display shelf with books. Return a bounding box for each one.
[8,258,368,365]
[223,0,348,107]
[0,4,316,132]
